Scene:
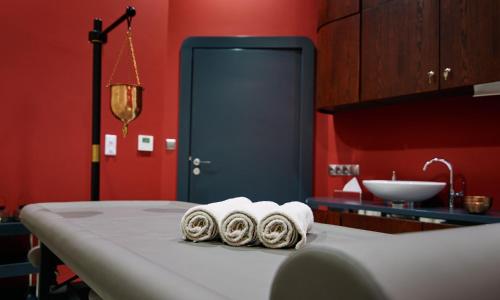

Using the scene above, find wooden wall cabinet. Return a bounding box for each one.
[362,0,395,11]
[361,0,439,101]
[361,0,500,102]
[318,0,359,27]
[440,0,500,89]
[316,15,360,110]
[316,0,500,111]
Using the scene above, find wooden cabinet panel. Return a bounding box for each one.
[313,209,328,223]
[319,0,359,27]
[362,0,394,11]
[361,0,439,101]
[440,0,500,88]
[316,15,360,110]
[317,0,500,112]
[326,210,341,225]
[341,213,422,233]
[421,222,458,231]
[314,210,461,233]
[313,209,341,225]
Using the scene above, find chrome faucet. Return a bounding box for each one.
[422,158,462,210]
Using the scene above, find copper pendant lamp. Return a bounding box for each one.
[107,29,143,137]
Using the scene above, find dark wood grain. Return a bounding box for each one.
[318,0,359,28]
[361,0,439,101]
[440,0,500,88]
[326,210,341,225]
[421,222,458,231]
[313,209,328,223]
[362,0,395,11]
[313,209,341,225]
[315,211,461,233]
[341,212,422,233]
[316,15,360,109]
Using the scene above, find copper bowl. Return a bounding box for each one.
[463,196,492,214]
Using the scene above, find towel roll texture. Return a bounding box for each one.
[181,197,252,242]
[220,201,279,246]
[258,202,313,249]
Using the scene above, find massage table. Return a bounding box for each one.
[20,201,500,300]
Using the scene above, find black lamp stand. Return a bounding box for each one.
[88,6,136,201]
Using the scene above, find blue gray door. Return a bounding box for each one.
[178,37,314,205]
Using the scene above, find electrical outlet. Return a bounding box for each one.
[104,134,117,156]
[329,164,360,176]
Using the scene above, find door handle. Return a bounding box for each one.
[192,158,211,166]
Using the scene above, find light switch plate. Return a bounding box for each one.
[138,135,154,152]
[165,138,176,150]
[104,134,117,156]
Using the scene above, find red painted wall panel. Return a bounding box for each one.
[163,0,320,199]
[0,0,169,214]
[2,0,498,215]
[0,0,320,214]
[322,96,500,210]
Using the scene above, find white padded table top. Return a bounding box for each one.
[20,201,385,300]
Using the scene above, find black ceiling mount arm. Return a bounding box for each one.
[88,7,136,44]
[102,6,136,36]
[88,6,136,201]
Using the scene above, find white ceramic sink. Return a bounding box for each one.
[362,180,446,202]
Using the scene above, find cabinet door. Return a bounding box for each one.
[316,15,360,110]
[318,0,359,27]
[361,0,439,101]
[440,0,500,88]
[341,212,422,233]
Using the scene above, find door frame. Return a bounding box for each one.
[177,36,315,202]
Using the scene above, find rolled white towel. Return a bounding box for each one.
[220,201,279,247]
[258,201,313,249]
[181,197,252,242]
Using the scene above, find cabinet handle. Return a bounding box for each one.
[427,71,435,84]
[443,68,451,81]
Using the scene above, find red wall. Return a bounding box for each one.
[162,0,321,199]
[0,0,169,214]
[318,95,500,210]
[0,0,321,213]
[165,0,500,211]
[2,0,499,214]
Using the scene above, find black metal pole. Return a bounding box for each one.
[88,7,136,201]
[89,18,103,201]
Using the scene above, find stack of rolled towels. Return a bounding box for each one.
[180,197,313,249]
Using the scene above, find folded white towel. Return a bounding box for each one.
[257,201,313,249]
[181,197,252,242]
[220,201,279,247]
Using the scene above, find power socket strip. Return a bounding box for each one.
[329,164,360,176]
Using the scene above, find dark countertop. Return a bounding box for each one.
[306,197,500,224]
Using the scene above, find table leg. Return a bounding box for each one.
[38,244,57,300]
